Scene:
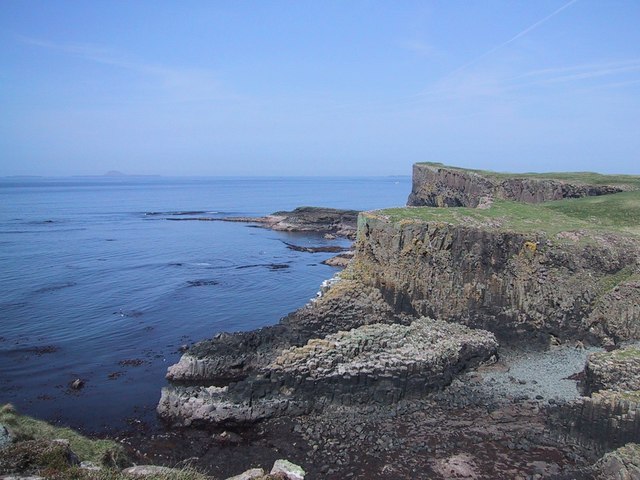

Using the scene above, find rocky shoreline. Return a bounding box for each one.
[152,163,640,478]
[164,206,359,241]
[4,163,640,479]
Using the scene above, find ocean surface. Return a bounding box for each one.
[0,176,410,434]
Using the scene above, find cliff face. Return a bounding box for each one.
[407,163,623,207]
[354,213,640,344]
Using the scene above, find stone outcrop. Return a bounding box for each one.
[223,207,359,239]
[158,315,497,426]
[225,460,305,480]
[270,459,305,480]
[551,348,640,455]
[585,347,640,394]
[553,390,640,454]
[165,279,401,386]
[407,163,623,207]
[592,443,640,480]
[354,212,640,343]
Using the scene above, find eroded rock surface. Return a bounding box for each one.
[165,279,400,386]
[551,347,640,455]
[158,315,497,426]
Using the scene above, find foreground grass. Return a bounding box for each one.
[376,190,640,238]
[0,404,215,479]
[0,404,127,467]
[43,466,210,480]
[416,162,640,189]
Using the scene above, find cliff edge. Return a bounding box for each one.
[407,162,638,207]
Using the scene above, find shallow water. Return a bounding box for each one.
[0,175,410,433]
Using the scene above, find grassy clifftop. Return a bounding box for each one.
[377,190,640,238]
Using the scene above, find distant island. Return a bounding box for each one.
[73,171,161,178]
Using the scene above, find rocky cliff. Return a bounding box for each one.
[354,208,640,344]
[158,163,640,478]
[407,162,626,207]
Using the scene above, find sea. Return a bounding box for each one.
[0,176,411,434]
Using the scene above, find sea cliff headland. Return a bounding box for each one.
[152,164,640,478]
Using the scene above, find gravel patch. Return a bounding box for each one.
[477,344,603,402]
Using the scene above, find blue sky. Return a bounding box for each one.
[1,1,639,176]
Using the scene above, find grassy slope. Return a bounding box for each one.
[0,404,126,466]
[0,404,213,479]
[416,162,640,188]
[377,190,640,238]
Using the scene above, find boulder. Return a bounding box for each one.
[270,459,305,480]
[122,465,180,477]
[225,468,265,480]
[0,423,12,449]
[593,443,640,479]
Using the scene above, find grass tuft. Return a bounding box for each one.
[0,404,128,467]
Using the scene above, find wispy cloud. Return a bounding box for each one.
[17,35,235,103]
[397,39,439,58]
[410,58,640,105]
[438,0,579,82]
[516,60,640,85]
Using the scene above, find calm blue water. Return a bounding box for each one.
[0,176,410,433]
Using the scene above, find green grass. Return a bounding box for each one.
[43,466,211,480]
[610,348,640,361]
[599,267,638,293]
[374,190,640,238]
[0,404,127,467]
[416,162,640,188]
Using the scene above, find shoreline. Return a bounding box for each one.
[118,341,600,479]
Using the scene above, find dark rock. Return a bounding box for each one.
[212,206,359,239]
[186,279,219,287]
[69,379,84,390]
[119,359,145,367]
[321,252,354,268]
[283,242,348,254]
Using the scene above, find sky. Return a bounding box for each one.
[1,0,639,177]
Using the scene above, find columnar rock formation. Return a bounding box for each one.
[353,212,640,344]
[158,281,498,426]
